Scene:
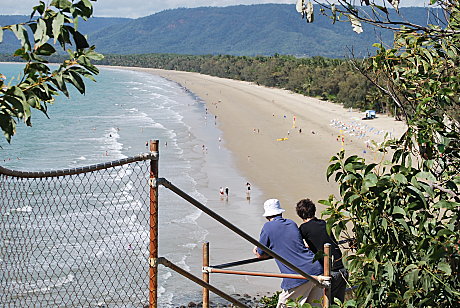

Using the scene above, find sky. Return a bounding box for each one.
[2,0,428,19]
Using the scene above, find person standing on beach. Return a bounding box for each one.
[246,182,251,200]
[296,198,348,303]
[253,199,323,307]
[225,187,229,199]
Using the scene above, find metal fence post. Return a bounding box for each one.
[323,243,332,308]
[203,242,210,308]
[149,140,159,308]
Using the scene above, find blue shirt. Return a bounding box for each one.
[257,216,323,290]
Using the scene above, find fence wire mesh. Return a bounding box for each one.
[0,158,152,307]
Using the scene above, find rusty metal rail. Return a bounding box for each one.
[157,177,329,289]
[156,257,250,308]
[204,267,313,280]
[211,256,272,269]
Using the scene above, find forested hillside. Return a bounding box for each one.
[0,15,130,54]
[0,5,439,58]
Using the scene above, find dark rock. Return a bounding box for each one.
[188,302,197,307]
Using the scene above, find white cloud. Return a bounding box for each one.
[1,0,430,19]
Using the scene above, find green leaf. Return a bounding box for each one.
[36,43,56,56]
[52,13,65,43]
[344,299,357,307]
[434,200,459,210]
[393,173,407,184]
[0,113,16,143]
[85,50,104,61]
[436,228,453,237]
[12,24,31,52]
[385,261,394,283]
[437,262,451,276]
[72,30,89,49]
[67,70,85,94]
[416,171,436,182]
[403,264,418,274]
[344,155,359,165]
[364,173,378,186]
[81,0,93,8]
[31,1,46,17]
[51,0,72,10]
[406,186,427,208]
[363,290,372,307]
[392,205,406,216]
[33,18,49,47]
[306,2,314,23]
[51,73,69,97]
[364,163,377,175]
[327,162,341,181]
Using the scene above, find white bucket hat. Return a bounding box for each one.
[263,199,285,217]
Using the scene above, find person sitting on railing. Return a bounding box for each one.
[253,199,323,307]
[296,198,349,304]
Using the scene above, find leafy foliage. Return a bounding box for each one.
[258,291,281,308]
[317,1,460,307]
[286,298,313,307]
[0,0,103,142]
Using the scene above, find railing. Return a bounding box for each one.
[151,138,333,307]
[1,151,157,306]
[1,139,335,307]
[201,242,333,308]
[152,176,333,306]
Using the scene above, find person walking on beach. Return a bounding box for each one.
[296,198,349,303]
[253,199,323,307]
[219,187,224,200]
[225,187,229,199]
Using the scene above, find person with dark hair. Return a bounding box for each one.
[253,199,323,307]
[296,198,349,303]
[246,182,251,200]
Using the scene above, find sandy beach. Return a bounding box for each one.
[127,67,408,302]
[1,62,408,305]
[133,67,407,220]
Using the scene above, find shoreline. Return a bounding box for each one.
[125,67,406,221]
[1,62,408,305]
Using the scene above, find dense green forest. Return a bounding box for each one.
[98,53,386,113]
[0,5,440,58]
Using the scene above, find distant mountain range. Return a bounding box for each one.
[0,4,441,58]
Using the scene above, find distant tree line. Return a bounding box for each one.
[0,53,390,113]
[99,54,388,113]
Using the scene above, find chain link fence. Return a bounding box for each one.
[0,154,155,307]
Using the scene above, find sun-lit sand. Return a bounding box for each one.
[140,68,407,221]
[109,66,408,297]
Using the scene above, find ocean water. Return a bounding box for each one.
[0,63,275,307]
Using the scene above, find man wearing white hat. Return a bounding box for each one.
[253,199,323,307]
